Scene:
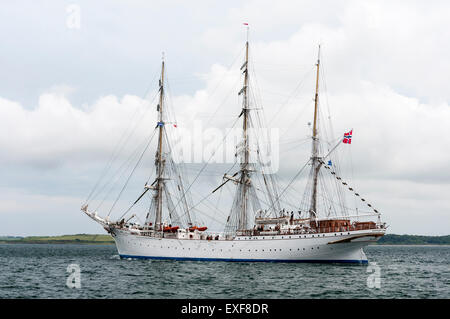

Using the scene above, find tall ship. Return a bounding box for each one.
[81,32,386,263]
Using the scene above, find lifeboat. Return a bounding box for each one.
[188,226,208,232]
[163,226,179,232]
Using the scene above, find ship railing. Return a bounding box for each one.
[135,229,234,240]
[248,223,384,237]
[313,212,379,221]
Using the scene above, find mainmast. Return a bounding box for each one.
[154,55,165,231]
[310,45,322,219]
[238,28,251,231]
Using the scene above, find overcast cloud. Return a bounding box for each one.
[0,0,449,236]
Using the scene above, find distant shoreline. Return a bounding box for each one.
[375,234,450,245]
[0,234,114,245]
[370,244,450,246]
[1,233,449,245]
[0,240,115,245]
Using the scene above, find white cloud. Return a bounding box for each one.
[1,60,449,236]
[0,93,153,168]
[0,0,449,236]
[200,0,450,103]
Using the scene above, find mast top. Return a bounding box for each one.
[243,22,249,42]
[317,44,321,64]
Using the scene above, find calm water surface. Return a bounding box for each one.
[0,244,448,298]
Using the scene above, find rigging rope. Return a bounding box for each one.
[318,159,380,215]
[107,128,157,218]
[85,72,161,204]
[267,159,311,215]
[166,115,242,221]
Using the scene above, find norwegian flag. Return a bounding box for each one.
[343,130,353,144]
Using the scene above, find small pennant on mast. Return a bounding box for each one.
[243,23,249,41]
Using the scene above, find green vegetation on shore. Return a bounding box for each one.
[0,234,114,244]
[375,234,450,245]
[0,233,449,245]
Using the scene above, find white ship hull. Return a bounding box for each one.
[111,228,385,263]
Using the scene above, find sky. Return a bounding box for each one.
[0,0,449,236]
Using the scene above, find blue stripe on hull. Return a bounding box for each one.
[119,254,368,264]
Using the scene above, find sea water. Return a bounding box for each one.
[0,244,448,298]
